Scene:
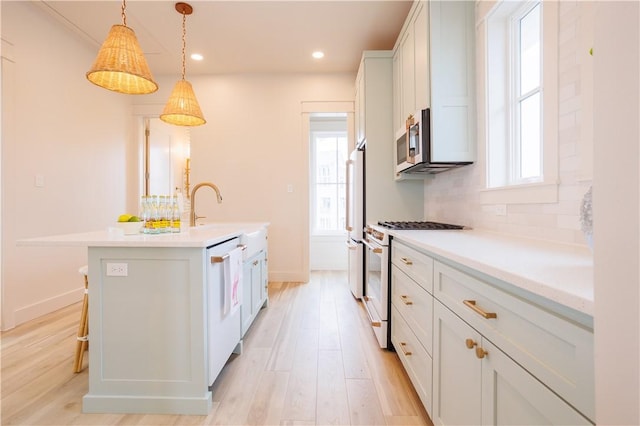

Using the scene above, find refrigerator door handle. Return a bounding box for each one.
[345,159,354,232]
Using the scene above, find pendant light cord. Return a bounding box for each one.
[181,11,187,81]
[121,0,127,27]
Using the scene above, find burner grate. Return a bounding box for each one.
[378,221,465,230]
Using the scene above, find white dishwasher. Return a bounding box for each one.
[206,237,242,386]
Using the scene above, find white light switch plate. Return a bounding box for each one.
[106,263,128,276]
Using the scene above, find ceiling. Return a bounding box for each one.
[37,0,413,76]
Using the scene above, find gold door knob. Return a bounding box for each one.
[476,347,488,359]
[465,338,477,349]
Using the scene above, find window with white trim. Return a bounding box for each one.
[309,114,348,235]
[484,0,558,202]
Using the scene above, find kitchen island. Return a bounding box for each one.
[19,223,269,415]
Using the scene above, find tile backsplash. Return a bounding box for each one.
[424,1,592,247]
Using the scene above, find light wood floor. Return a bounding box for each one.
[1,271,432,425]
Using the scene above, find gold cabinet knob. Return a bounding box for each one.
[400,295,413,305]
[465,338,477,349]
[475,347,488,359]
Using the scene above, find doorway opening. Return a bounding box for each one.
[308,112,348,270]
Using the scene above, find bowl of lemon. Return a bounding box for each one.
[116,214,143,235]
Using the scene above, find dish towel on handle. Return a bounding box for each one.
[223,246,243,315]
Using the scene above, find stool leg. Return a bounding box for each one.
[73,275,89,373]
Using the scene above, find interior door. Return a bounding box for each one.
[145,118,189,197]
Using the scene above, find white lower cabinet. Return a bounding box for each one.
[391,304,433,414]
[432,301,481,425]
[241,250,268,336]
[433,301,591,425]
[390,240,434,414]
[389,236,595,425]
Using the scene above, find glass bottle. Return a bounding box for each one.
[157,195,165,233]
[140,195,149,234]
[149,195,159,234]
[171,195,181,233]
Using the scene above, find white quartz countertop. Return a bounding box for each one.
[386,228,594,316]
[18,222,269,249]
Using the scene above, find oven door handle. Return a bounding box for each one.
[362,238,383,254]
[362,296,382,327]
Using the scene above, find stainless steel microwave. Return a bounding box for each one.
[395,108,472,175]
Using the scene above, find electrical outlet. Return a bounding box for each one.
[106,263,128,276]
[494,204,507,216]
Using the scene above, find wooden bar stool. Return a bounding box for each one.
[73,265,89,373]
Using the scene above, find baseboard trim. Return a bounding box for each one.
[13,287,84,328]
[268,271,309,283]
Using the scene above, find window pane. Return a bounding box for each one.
[315,184,338,230]
[315,137,337,183]
[310,116,347,234]
[519,92,541,179]
[337,136,348,183]
[520,3,541,95]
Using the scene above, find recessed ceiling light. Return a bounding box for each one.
[191,53,204,61]
[312,51,325,59]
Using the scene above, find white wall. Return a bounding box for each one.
[422,1,593,246]
[1,2,133,329]
[192,73,354,281]
[134,73,355,282]
[593,2,639,424]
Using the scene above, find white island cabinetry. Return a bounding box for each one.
[19,223,269,416]
[241,228,269,336]
[388,230,595,425]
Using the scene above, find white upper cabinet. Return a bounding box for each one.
[413,2,429,113]
[393,1,475,163]
[355,65,366,146]
[429,1,475,162]
[400,26,416,126]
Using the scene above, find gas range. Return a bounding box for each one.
[377,220,466,230]
[367,221,467,245]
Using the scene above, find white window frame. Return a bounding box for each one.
[309,116,348,236]
[481,0,558,205]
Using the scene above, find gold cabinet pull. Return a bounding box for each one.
[400,257,413,265]
[465,338,477,349]
[400,342,412,356]
[400,295,413,305]
[463,300,497,319]
[476,347,488,359]
[210,244,247,263]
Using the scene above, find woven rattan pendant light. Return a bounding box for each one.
[86,0,158,95]
[160,2,206,127]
